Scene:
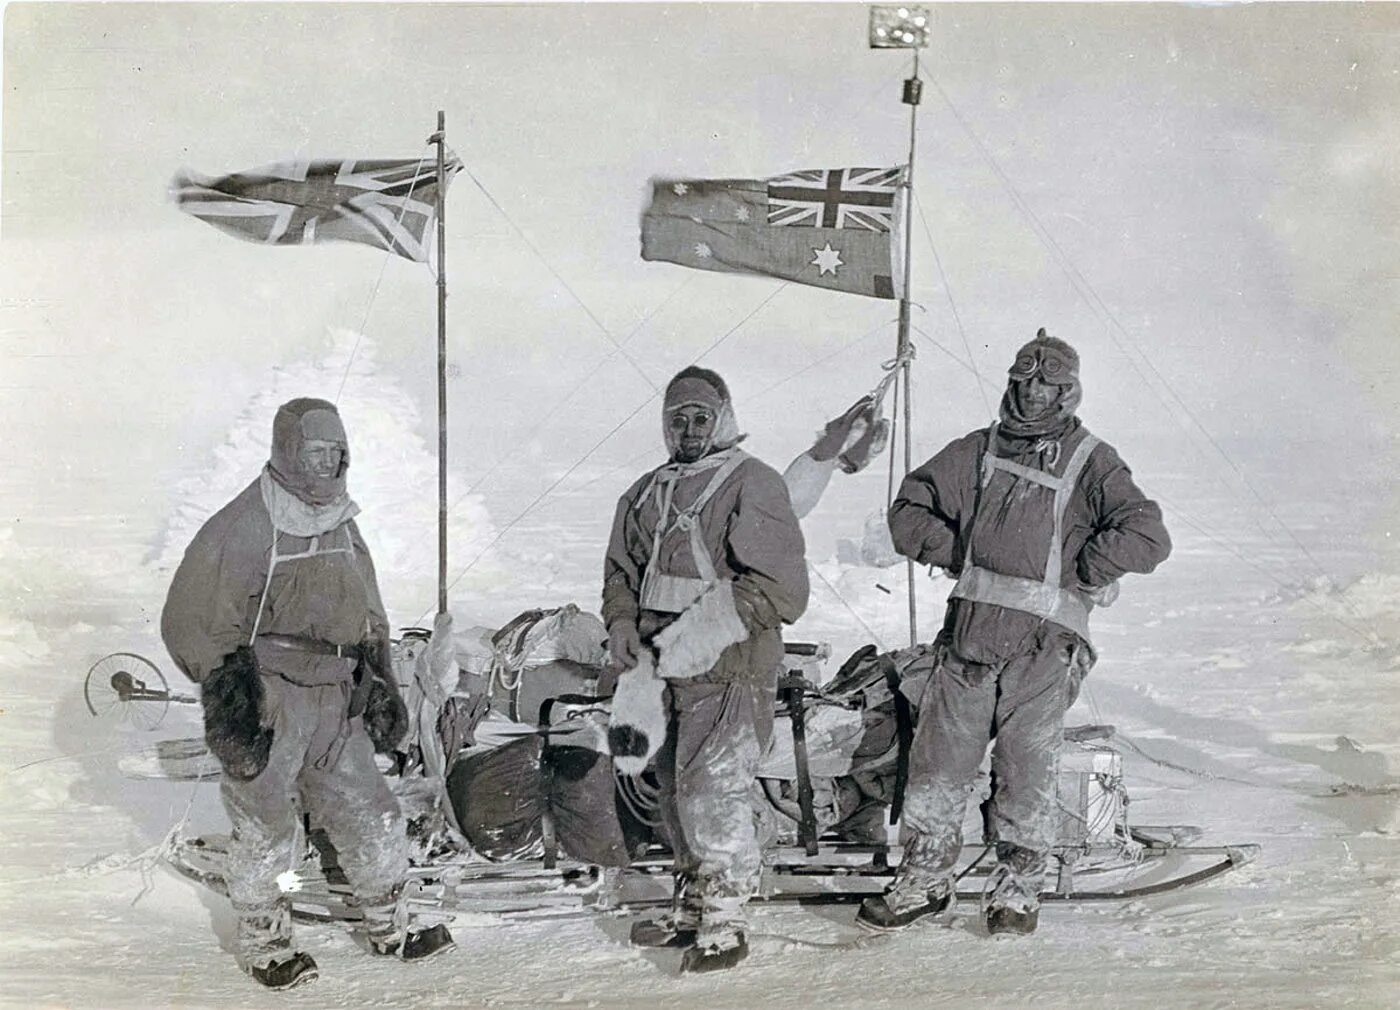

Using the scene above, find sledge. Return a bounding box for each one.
[165,830,1259,925]
[148,616,1260,925]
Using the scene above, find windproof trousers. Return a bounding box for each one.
[898,625,1082,908]
[220,675,409,967]
[655,678,776,934]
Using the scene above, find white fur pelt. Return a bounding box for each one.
[653,579,749,681]
[607,648,668,775]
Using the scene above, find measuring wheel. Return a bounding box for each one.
[83,652,185,730]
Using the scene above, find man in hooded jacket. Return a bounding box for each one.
[162,398,453,989]
[603,367,809,972]
[856,332,1171,937]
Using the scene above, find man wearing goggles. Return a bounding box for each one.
[858,329,1171,938]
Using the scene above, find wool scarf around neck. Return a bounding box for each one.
[260,467,360,537]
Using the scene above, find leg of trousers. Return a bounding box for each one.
[983,633,1076,906]
[897,628,1076,904]
[299,716,410,948]
[221,678,407,965]
[897,650,999,890]
[655,678,775,932]
[221,677,320,968]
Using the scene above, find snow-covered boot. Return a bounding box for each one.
[248,951,318,990]
[679,929,748,973]
[630,916,698,949]
[986,905,1039,936]
[855,875,951,932]
[982,846,1043,937]
[373,923,456,961]
[631,882,701,948]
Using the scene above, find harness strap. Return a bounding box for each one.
[881,653,914,826]
[247,525,357,645]
[638,449,748,611]
[954,426,1101,640]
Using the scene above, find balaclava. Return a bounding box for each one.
[998,328,1083,441]
[662,367,742,461]
[268,397,350,507]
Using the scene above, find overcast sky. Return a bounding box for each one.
[2,2,1396,564]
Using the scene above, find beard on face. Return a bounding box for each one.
[674,437,708,463]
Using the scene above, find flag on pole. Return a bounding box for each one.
[640,166,905,300]
[171,154,462,262]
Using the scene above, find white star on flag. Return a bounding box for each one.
[734,204,751,222]
[695,242,713,258]
[673,182,690,196]
[811,242,844,276]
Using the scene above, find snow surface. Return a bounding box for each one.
[3,3,1399,1008]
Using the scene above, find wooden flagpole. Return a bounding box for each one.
[897,52,922,648]
[434,110,448,616]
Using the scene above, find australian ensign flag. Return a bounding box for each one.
[172,154,462,263]
[640,166,905,300]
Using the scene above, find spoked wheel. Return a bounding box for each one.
[84,652,171,730]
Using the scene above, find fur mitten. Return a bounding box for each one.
[356,637,410,754]
[653,579,750,681]
[201,645,273,781]
[363,675,410,755]
[607,648,667,776]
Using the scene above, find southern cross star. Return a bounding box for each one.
[811,242,844,276]
[694,242,713,259]
[673,182,690,196]
[734,204,751,222]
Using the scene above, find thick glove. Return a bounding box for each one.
[606,618,642,674]
[357,639,410,755]
[810,395,876,461]
[607,647,667,775]
[838,416,890,474]
[653,579,750,681]
[201,645,273,782]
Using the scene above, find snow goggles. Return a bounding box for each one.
[1008,344,1078,386]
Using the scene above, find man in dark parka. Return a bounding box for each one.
[603,367,809,971]
[162,398,453,988]
[857,332,1171,936]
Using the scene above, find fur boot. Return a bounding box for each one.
[653,579,749,682]
[202,645,273,781]
[607,648,667,775]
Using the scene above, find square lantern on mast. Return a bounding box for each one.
[869,6,931,49]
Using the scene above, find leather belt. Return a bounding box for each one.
[258,633,360,660]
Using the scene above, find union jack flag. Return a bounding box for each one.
[766,167,902,232]
[172,154,462,262]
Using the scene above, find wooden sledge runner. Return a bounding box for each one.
[165,829,1260,924]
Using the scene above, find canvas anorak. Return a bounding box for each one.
[883,344,1171,917]
[602,452,809,681]
[603,369,809,945]
[160,399,410,971]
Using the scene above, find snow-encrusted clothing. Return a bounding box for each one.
[886,416,1170,909]
[889,419,1171,662]
[603,443,807,939]
[602,451,809,681]
[654,678,777,934]
[162,449,410,969]
[161,478,390,690]
[222,676,409,967]
[899,627,1083,905]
